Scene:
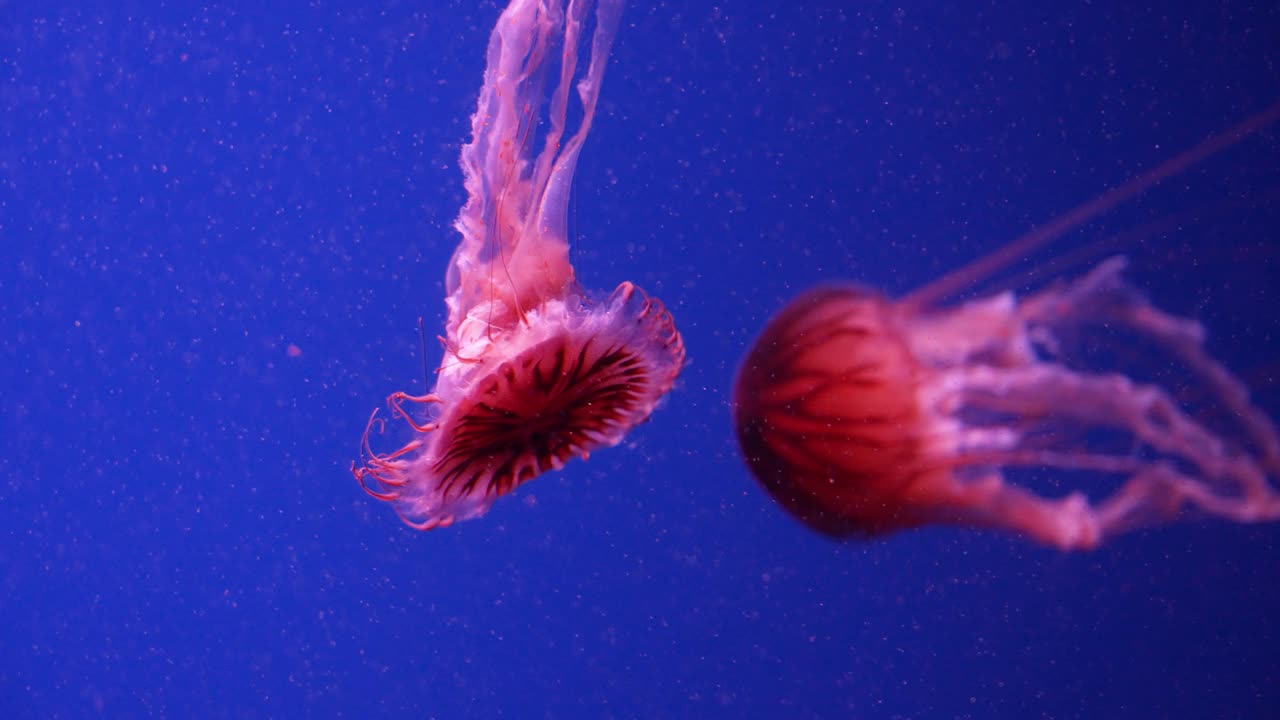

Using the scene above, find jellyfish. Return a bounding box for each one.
[733,105,1280,550]
[355,0,684,530]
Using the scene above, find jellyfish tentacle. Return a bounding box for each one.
[1090,461,1280,541]
[533,0,623,242]
[914,252,1280,544]
[934,360,1280,532]
[951,449,1147,476]
[353,410,425,501]
[400,513,454,532]
[388,391,442,405]
[1020,259,1280,478]
[902,100,1280,311]
[387,391,443,434]
[924,470,1100,550]
[1018,256,1133,327]
[439,335,484,365]
[525,0,584,207]
[1117,292,1280,477]
[355,477,398,502]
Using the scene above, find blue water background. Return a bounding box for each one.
[2,1,1278,717]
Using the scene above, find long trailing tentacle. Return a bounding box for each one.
[901,100,1280,311]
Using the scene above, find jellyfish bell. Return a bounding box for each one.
[733,284,931,539]
[355,0,685,530]
[734,106,1280,550]
[360,282,681,530]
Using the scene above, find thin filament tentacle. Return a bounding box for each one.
[902,99,1280,311]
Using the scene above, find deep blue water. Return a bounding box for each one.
[3,1,1279,718]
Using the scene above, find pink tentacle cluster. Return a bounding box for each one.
[352,394,440,504]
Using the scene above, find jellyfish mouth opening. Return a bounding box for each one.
[432,331,652,499]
